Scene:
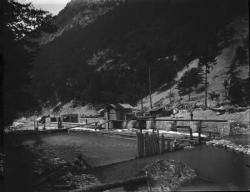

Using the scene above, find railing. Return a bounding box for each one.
[137,118,229,144]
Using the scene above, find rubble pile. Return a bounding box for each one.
[32,156,68,177]
[36,171,101,192]
[60,172,101,189]
[206,139,250,155]
[32,155,99,192]
[143,159,197,192]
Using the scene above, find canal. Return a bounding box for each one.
[3,132,250,191]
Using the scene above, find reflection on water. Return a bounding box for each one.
[19,132,137,167]
[90,145,250,191]
[174,146,250,191]
[6,132,250,191]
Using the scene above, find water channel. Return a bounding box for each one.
[4,132,250,191]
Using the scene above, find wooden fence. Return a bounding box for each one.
[136,130,175,158]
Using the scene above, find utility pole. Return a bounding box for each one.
[140,98,144,112]
[148,64,153,109]
[204,64,209,109]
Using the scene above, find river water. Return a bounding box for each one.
[4,132,250,191]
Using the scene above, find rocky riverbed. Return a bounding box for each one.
[206,139,250,156]
[32,156,101,192]
[138,159,197,192]
[20,144,101,192]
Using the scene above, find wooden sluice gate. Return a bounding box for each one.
[136,118,229,158]
[136,130,186,158]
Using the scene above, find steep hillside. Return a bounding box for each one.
[139,15,249,110]
[29,0,124,45]
[31,0,249,107]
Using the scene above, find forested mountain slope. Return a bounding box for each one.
[140,15,249,110]
[31,0,249,108]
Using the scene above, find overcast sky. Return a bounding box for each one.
[19,0,71,15]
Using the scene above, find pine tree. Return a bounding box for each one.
[177,68,203,101]
[1,0,56,128]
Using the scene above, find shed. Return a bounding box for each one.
[61,114,79,123]
[105,103,134,129]
[105,104,134,121]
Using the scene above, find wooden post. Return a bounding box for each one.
[161,134,165,154]
[198,121,202,144]
[204,64,208,109]
[144,132,149,157]
[167,139,170,152]
[58,117,62,129]
[172,120,177,131]
[148,64,153,109]
[149,134,154,155]
[140,132,143,157]
[226,120,231,137]
[189,128,193,140]
[136,132,140,158]
[106,109,110,130]
[78,113,80,123]
[151,133,154,155]
[153,133,157,155]
[173,139,177,150]
[153,133,157,154]
[156,134,160,154]
[149,134,152,155]
[141,130,145,157]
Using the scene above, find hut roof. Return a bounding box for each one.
[149,106,164,112]
[119,103,134,109]
[107,103,134,110]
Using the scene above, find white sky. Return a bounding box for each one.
[19,0,71,15]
